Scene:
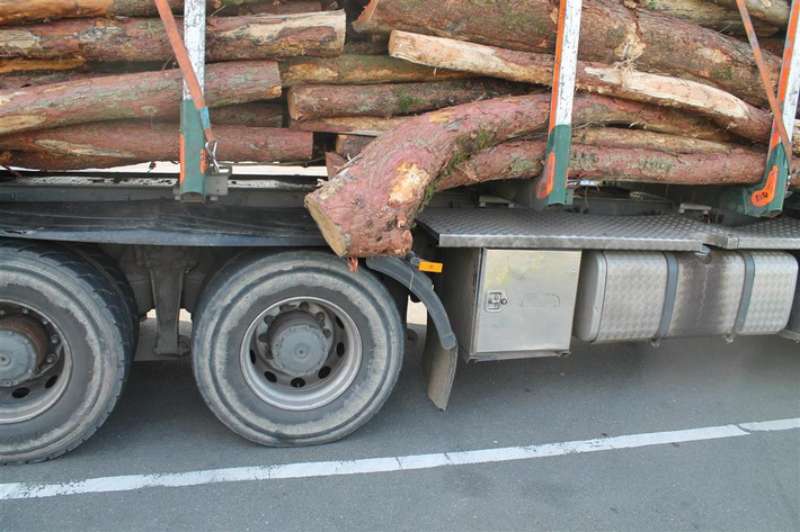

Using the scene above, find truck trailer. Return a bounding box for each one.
[0,0,799,464]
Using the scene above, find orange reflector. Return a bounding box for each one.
[418,261,444,274]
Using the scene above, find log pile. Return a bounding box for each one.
[0,0,795,256]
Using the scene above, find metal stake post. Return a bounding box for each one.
[179,0,207,201]
[537,0,582,207]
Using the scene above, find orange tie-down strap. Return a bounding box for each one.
[152,0,216,147]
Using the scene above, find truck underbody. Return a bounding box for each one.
[0,167,797,463]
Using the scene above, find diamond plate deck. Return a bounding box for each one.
[417,209,800,250]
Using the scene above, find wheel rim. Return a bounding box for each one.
[0,302,72,424]
[240,296,362,411]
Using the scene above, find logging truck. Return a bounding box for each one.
[1,0,800,464]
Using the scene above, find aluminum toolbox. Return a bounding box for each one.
[438,248,581,361]
[574,250,798,343]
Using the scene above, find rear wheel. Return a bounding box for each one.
[192,251,404,446]
[0,240,128,464]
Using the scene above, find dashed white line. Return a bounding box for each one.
[1,417,797,501]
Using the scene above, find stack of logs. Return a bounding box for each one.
[0,0,796,256]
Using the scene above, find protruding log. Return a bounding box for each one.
[288,79,530,120]
[304,93,731,257]
[335,134,373,158]
[1,122,313,169]
[389,31,772,143]
[0,0,321,26]
[436,140,766,190]
[0,61,281,136]
[291,116,409,136]
[279,55,469,86]
[0,11,345,63]
[356,0,780,106]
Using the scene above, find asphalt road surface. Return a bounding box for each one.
[1,308,799,532]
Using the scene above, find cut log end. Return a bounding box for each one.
[304,195,350,257]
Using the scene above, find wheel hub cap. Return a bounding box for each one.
[0,316,47,387]
[268,311,328,377]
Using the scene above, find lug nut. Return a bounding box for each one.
[45,354,56,364]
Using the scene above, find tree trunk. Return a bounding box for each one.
[288,79,530,120]
[630,0,778,35]
[1,122,312,169]
[0,61,281,136]
[335,134,373,158]
[0,58,87,75]
[389,31,772,143]
[436,140,765,190]
[279,55,469,86]
[211,103,284,128]
[0,11,344,63]
[304,93,733,257]
[291,116,409,136]
[570,127,747,154]
[220,1,325,16]
[711,0,790,28]
[356,0,780,106]
[0,0,321,25]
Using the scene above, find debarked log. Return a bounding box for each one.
[0,11,345,62]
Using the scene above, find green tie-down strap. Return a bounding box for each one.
[179,99,207,201]
[540,123,574,206]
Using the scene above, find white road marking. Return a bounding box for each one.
[1,417,797,501]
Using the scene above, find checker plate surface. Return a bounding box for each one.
[417,209,800,251]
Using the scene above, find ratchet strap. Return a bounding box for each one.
[153,0,219,165]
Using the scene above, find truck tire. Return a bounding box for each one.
[73,245,140,367]
[192,250,404,446]
[0,240,128,464]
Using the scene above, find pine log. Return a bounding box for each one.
[436,140,765,190]
[630,0,778,35]
[305,93,735,257]
[0,11,345,63]
[0,61,281,136]
[356,0,780,106]
[279,55,469,86]
[326,151,348,177]
[291,116,409,136]
[570,127,747,154]
[711,0,789,28]
[288,79,530,120]
[389,31,772,143]
[0,58,87,75]
[211,103,284,128]
[0,0,319,25]
[1,122,313,169]
[5,151,132,171]
[335,134,373,158]
[221,1,325,15]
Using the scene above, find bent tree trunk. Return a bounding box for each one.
[1,122,312,169]
[0,11,345,63]
[304,93,730,257]
[0,61,281,136]
[356,0,780,106]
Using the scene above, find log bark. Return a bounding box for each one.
[0,61,281,136]
[711,0,790,28]
[436,140,765,190]
[630,0,778,35]
[356,0,780,106]
[288,79,530,120]
[304,93,734,257]
[1,122,313,169]
[221,1,324,16]
[0,58,87,75]
[291,116,409,136]
[389,31,772,143]
[210,103,284,128]
[0,0,320,25]
[279,55,470,86]
[326,151,348,177]
[335,134,373,158]
[570,127,746,154]
[0,11,345,63]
